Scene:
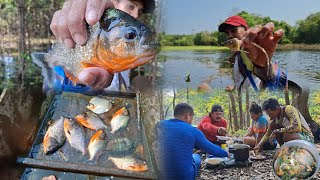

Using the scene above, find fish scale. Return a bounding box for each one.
[64,118,87,155]
[43,8,160,84]
[43,117,66,155]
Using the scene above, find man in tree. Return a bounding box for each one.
[218,15,286,91]
[197,105,228,144]
[49,0,155,91]
[156,103,228,180]
[254,98,314,151]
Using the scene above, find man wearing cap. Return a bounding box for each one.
[49,0,156,91]
[197,105,228,144]
[218,15,286,91]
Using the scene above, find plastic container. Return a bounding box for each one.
[272,140,320,180]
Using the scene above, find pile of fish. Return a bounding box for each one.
[273,146,317,179]
[42,96,148,172]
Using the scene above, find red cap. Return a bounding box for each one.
[218,16,249,32]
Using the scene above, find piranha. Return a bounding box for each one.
[64,117,87,155]
[31,8,160,87]
[88,130,108,161]
[110,107,130,134]
[109,156,149,172]
[75,111,107,130]
[43,117,66,155]
[106,137,136,156]
[86,97,112,114]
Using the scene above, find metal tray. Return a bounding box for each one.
[18,91,156,179]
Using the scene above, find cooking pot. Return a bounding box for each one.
[229,144,250,161]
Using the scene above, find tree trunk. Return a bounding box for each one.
[246,90,250,127]
[159,88,164,120]
[288,81,320,142]
[16,0,26,89]
[238,90,244,129]
[284,80,290,105]
[228,99,233,132]
[229,91,239,131]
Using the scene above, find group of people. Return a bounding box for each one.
[157,98,314,180]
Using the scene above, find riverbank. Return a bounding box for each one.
[162,44,320,51]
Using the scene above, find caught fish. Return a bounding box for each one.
[87,97,112,114]
[43,117,66,155]
[110,107,130,134]
[109,156,149,172]
[106,137,136,156]
[75,111,107,130]
[32,8,160,86]
[88,130,108,160]
[64,118,87,154]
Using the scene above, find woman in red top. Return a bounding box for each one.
[197,105,228,143]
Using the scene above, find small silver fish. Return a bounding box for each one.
[110,107,130,134]
[64,118,87,154]
[86,97,112,114]
[43,117,66,155]
[88,130,108,161]
[109,156,149,172]
[75,111,107,130]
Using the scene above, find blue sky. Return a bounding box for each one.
[162,0,320,34]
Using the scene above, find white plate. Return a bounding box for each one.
[216,136,232,141]
[205,157,224,165]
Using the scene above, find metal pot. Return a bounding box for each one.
[229,144,250,161]
[272,140,320,180]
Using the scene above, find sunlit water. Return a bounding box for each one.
[156,50,320,90]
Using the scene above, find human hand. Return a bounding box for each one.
[253,144,262,152]
[242,22,284,67]
[269,130,278,145]
[42,175,56,180]
[218,127,228,136]
[50,0,113,48]
[78,67,113,90]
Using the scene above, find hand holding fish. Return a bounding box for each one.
[50,0,113,48]
[224,22,284,68]
[241,22,284,67]
[50,0,114,89]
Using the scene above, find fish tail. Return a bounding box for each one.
[31,52,55,92]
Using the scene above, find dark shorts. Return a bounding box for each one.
[262,141,277,150]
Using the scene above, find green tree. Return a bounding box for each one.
[294,12,320,43]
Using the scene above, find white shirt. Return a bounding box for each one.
[105,70,130,92]
[234,55,261,91]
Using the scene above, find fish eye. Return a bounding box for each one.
[124,27,137,41]
[140,26,146,31]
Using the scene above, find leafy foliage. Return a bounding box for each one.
[160,11,320,46]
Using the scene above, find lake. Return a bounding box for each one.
[156,50,320,90]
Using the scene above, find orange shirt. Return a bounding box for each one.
[197,115,228,142]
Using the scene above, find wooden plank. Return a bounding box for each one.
[17,157,155,179]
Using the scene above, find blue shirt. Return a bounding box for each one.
[156,119,228,180]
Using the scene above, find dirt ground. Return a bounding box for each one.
[197,144,320,180]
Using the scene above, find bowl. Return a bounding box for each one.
[205,157,224,166]
[272,140,320,180]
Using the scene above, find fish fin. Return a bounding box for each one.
[112,107,125,119]
[31,52,55,91]
[64,69,80,84]
[75,114,96,130]
[127,164,149,172]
